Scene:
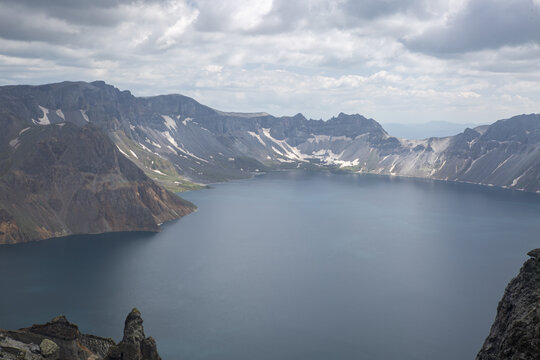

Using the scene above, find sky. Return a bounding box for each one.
[0,0,539,124]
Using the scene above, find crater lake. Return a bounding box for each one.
[1,171,539,360]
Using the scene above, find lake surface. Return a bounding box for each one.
[1,171,540,360]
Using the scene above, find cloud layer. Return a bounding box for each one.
[0,0,538,124]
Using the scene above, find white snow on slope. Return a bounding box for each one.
[161,131,180,148]
[33,106,50,125]
[80,110,90,122]
[116,146,129,157]
[160,130,208,162]
[271,146,284,156]
[511,172,527,187]
[247,131,266,146]
[262,128,309,161]
[162,115,178,131]
[176,146,209,163]
[145,138,162,149]
[152,169,167,176]
[311,148,360,168]
[56,109,65,120]
[182,117,193,126]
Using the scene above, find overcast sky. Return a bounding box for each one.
[0,0,539,124]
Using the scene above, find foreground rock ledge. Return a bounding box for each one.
[0,308,160,360]
[477,249,540,360]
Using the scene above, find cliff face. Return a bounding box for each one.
[477,249,540,360]
[0,123,194,244]
[0,309,159,360]
[2,81,540,191]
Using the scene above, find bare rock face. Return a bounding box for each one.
[105,308,161,360]
[476,249,540,360]
[0,124,195,244]
[3,81,540,191]
[0,309,160,360]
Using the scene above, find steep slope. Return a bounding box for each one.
[1,81,539,192]
[0,123,194,244]
[477,249,540,359]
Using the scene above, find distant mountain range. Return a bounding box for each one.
[381,121,485,139]
[1,81,539,242]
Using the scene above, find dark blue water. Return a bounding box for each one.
[1,171,539,360]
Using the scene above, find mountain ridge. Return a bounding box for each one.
[1,80,539,196]
[0,121,195,244]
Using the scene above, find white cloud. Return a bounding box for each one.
[0,0,538,125]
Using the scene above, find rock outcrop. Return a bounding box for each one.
[0,309,160,360]
[105,309,160,360]
[477,249,540,359]
[0,123,195,244]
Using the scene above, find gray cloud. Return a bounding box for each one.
[405,0,540,55]
[344,0,429,20]
[0,0,538,125]
[0,0,131,27]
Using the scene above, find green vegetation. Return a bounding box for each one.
[112,131,205,192]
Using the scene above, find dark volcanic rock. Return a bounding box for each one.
[27,315,80,340]
[477,249,540,360]
[0,310,159,360]
[105,308,160,360]
[0,123,195,244]
[1,314,114,360]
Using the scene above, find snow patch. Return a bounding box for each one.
[152,169,167,176]
[138,142,151,152]
[162,115,178,132]
[161,131,180,148]
[511,172,526,187]
[247,131,266,146]
[182,117,193,126]
[80,110,90,122]
[272,146,284,156]
[34,106,50,125]
[116,146,129,157]
[129,149,138,159]
[55,109,65,120]
[311,148,359,168]
[262,128,309,161]
[19,127,30,135]
[176,146,208,163]
[147,139,162,149]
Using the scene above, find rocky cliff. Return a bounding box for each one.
[2,81,538,192]
[477,249,540,359]
[0,308,160,360]
[0,122,194,244]
[1,81,539,241]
